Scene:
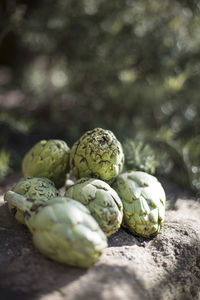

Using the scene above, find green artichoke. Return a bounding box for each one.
[69,128,124,184]
[5,192,107,267]
[22,139,70,188]
[112,171,166,237]
[5,177,59,225]
[65,178,123,236]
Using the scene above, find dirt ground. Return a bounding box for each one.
[0,174,200,300]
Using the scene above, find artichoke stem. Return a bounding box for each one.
[4,191,33,213]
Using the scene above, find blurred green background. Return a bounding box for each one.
[0,0,200,194]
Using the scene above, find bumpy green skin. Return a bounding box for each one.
[22,140,70,188]
[8,177,59,225]
[65,178,123,236]
[25,197,107,267]
[69,128,124,184]
[112,171,166,237]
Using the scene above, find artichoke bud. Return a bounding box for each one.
[112,171,166,237]
[30,197,108,267]
[22,140,70,188]
[65,178,123,236]
[5,177,59,225]
[5,193,107,267]
[69,128,124,184]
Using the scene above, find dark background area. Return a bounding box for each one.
[0,0,200,195]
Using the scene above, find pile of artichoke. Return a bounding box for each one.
[4,128,166,268]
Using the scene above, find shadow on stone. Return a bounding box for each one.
[108,227,155,248]
[0,287,33,300]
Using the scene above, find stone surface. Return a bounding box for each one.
[0,175,200,300]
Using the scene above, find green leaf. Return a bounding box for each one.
[123,139,157,175]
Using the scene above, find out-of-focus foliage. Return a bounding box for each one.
[0,150,11,179]
[183,137,200,193]
[123,139,157,175]
[124,133,192,192]
[0,0,200,194]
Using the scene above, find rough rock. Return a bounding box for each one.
[0,176,200,300]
